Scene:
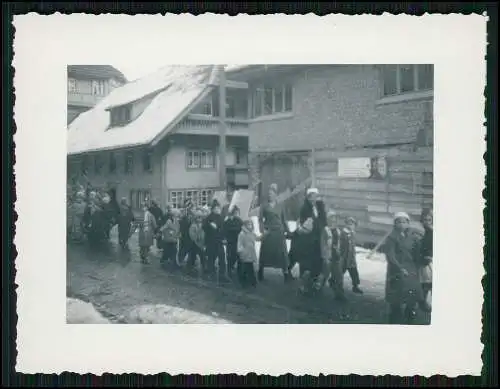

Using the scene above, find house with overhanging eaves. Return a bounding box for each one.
[67,65,251,210]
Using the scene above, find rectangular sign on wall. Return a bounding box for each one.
[338,157,372,178]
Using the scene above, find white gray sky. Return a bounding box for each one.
[114,63,167,82]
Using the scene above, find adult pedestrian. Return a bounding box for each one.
[258,183,291,283]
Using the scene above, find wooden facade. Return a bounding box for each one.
[314,145,433,245]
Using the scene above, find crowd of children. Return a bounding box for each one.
[67,183,433,324]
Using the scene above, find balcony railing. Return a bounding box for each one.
[67,92,103,107]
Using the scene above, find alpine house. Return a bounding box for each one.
[67,65,251,210]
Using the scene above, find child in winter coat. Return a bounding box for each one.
[237,219,259,288]
[321,210,347,301]
[160,208,181,268]
[138,202,157,264]
[340,216,363,294]
[223,206,243,277]
[187,210,206,275]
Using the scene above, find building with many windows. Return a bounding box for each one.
[67,64,433,231]
[67,65,127,125]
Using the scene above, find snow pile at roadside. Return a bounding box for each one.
[126,304,232,324]
[66,298,110,324]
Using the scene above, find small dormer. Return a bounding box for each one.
[109,105,132,127]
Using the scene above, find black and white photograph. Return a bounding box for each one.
[66,63,435,326]
[13,13,486,376]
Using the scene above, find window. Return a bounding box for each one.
[187,149,215,169]
[130,189,152,210]
[169,189,215,209]
[110,106,131,127]
[109,152,117,174]
[94,155,103,175]
[200,150,215,168]
[200,189,213,207]
[169,191,184,209]
[143,150,153,173]
[187,150,200,168]
[185,190,199,207]
[382,64,434,97]
[68,78,77,93]
[91,80,106,96]
[253,83,293,118]
[124,151,134,174]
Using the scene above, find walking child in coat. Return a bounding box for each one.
[138,202,157,264]
[223,206,243,278]
[237,219,260,288]
[383,212,423,324]
[203,200,230,283]
[160,208,181,269]
[187,210,206,275]
[321,210,347,301]
[340,216,363,294]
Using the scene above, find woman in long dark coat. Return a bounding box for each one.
[296,188,327,294]
[258,183,291,283]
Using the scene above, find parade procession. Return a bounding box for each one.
[66,64,434,325]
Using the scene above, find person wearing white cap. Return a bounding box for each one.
[382,211,423,324]
[296,187,327,295]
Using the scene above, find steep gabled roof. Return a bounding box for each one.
[67,65,128,83]
[67,65,216,155]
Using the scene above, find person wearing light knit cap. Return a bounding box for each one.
[296,187,327,295]
[382,211,423,324]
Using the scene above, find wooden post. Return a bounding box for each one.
[311,147,317,188]
[218,66,227,190]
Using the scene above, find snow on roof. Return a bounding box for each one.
[67,65,215,155]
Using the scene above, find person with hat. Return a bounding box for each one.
[296,187,327,295]
[178,199,195,264]
[382,211,423,324]
[257,183,292,283]
[340,216,363,295]
[203,199,230,283]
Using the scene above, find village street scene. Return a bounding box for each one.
[66,64,434,325]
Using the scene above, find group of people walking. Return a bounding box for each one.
[67,182,433,325]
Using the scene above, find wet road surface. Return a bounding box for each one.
[67,228,431,324]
